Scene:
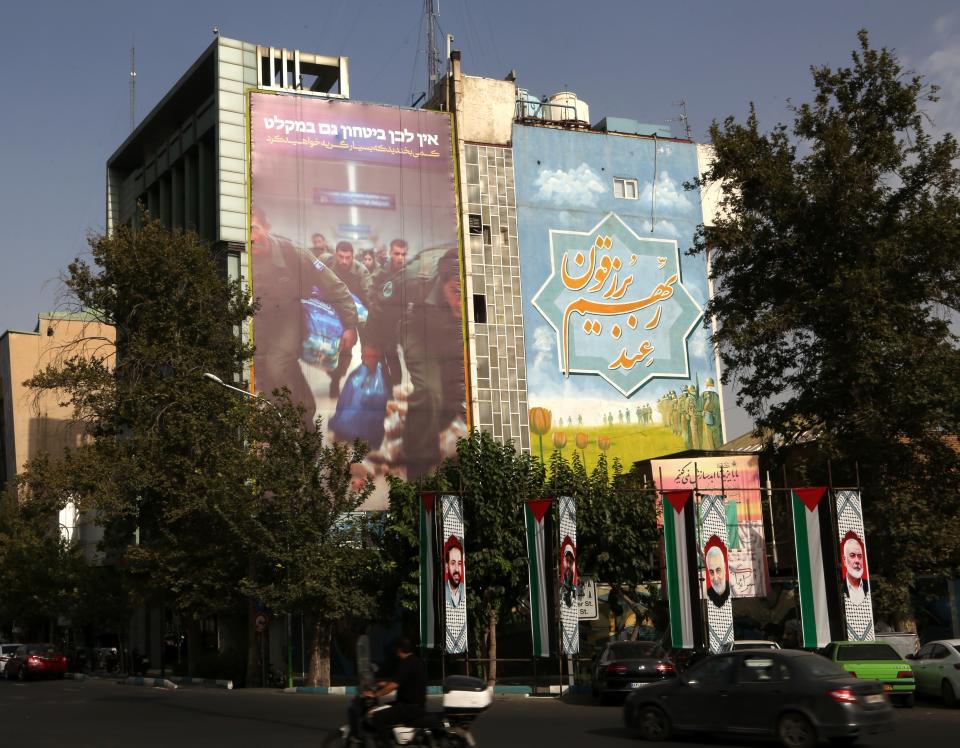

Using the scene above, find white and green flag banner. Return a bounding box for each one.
[558,496,579,655]
[441,495,467,654]
[525,499,553,658]
[791,487,843,649]
[835,490,875,641]
[419,492,437,649]
[662,490,700,650]
[700,494,734,653]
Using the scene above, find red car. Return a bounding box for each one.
[3,644,68,680]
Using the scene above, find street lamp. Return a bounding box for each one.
[202,372,295,690]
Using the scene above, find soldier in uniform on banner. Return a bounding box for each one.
[704,537,731,608]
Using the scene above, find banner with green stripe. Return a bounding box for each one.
[525,499,552,658]
[661,490,699,650]
[791,488,842,648]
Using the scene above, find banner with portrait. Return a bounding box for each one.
[441,494,467,654]
[700,495,734,653]
[249,93,465,511]
[835,490,875,641]
[558,496,579,655]
[652,455,769,598]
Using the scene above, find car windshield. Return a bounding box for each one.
[609,642,661,659]
[836,644,899,661]
[1,645,18,654]
[26,645,58,655]
[734,642,777,650]
[793,654,851,678]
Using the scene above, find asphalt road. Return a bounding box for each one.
[0,677,957,747]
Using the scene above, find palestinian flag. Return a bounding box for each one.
[661,490,701,650]
[419,492,437,649]
[525,499,552,658]
[791,488,843,648]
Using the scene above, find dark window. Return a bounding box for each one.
[929,644,949,660]
[473,294,487,324]
[793,654,853,678]
[608,642,662,659]
[686,655,736,686]
[836,644,899,661]
[737,655,790,683]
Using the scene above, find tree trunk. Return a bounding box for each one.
[186,617,202,677]
[485,609,497,685]
[246,597,261,687]
[307,617,332,687]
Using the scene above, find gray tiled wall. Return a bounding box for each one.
[462,143,529,452]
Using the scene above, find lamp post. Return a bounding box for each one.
[202,373,295,690]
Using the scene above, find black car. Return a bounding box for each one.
[623,649,894,747]
[592,640,676,703]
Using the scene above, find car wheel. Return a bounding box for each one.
[942,680,958,709]
[16,666,25,682]
[635,705,671,742]
[777,711,816,748]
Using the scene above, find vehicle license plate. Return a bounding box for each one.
[865,694,884,704]
[629,682,646,689]
[882,684,893,692]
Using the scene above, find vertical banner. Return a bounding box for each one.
[791,488,843,648]
[835,491,875,641]
[700,494,734,653]
[419,492,437,649]
[661,490,701,650]
[557,496,579,655]
[525,499,553,658]
[441,494,467,654]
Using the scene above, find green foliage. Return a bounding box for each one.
[692,30,960,622]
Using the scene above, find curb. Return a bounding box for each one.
[285,684,533,696]
[64,672,89,681]
[124,676,178,690]
[170,676,234,690]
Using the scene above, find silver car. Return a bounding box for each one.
[906,639,960,707]
[0,644,19,674]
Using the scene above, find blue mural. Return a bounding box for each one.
[513,124,724,463]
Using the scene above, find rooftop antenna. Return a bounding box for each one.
[425,0,441,97]
[670,100,692,139]
[129,45,136,133]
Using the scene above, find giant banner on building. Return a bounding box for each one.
[513,125,724,470]
[249,93,465,509]
[652,455,770,598]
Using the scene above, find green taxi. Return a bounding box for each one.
[824,640,916,707]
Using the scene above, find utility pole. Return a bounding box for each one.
[129,45,136,133]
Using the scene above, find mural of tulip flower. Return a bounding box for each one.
[529,407,552,464]
[597,436,611,452]
[552,430,567,454]
[575,432,589,463]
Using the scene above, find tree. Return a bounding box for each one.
[693,31,960,623]
[23,215,258,670]
[222,391,379,687]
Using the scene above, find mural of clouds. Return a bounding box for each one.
[640,170,693,215]
[533,324,555,351]
[534,163,606,207]
[642,218,681,239]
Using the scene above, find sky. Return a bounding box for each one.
[3,0,959,437]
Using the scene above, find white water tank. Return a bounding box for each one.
[545,91,589,124]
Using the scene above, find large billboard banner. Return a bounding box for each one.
[652,455,769,598]
[249,93,464,508]
[513,125,725,470]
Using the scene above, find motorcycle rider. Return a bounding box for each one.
[359,637,427,746]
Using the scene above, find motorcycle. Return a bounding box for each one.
[324,637,491,747]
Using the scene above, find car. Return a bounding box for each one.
[624,649,894,748]
[906,639,960,707]
[3,643,68,680]
[823,640,915,707]
[592,640,676,703]
[0,644,20,675]
[721,639,782,652]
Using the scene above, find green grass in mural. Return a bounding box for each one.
[531,423,686,472]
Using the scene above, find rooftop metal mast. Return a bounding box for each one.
[129,46,136,133]
[425,0,441,97]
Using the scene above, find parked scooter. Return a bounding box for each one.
[324,636,491,747]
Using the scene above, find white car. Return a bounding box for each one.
[720,640,781,652]
[0,644,19,674]
[907,639,960,707]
